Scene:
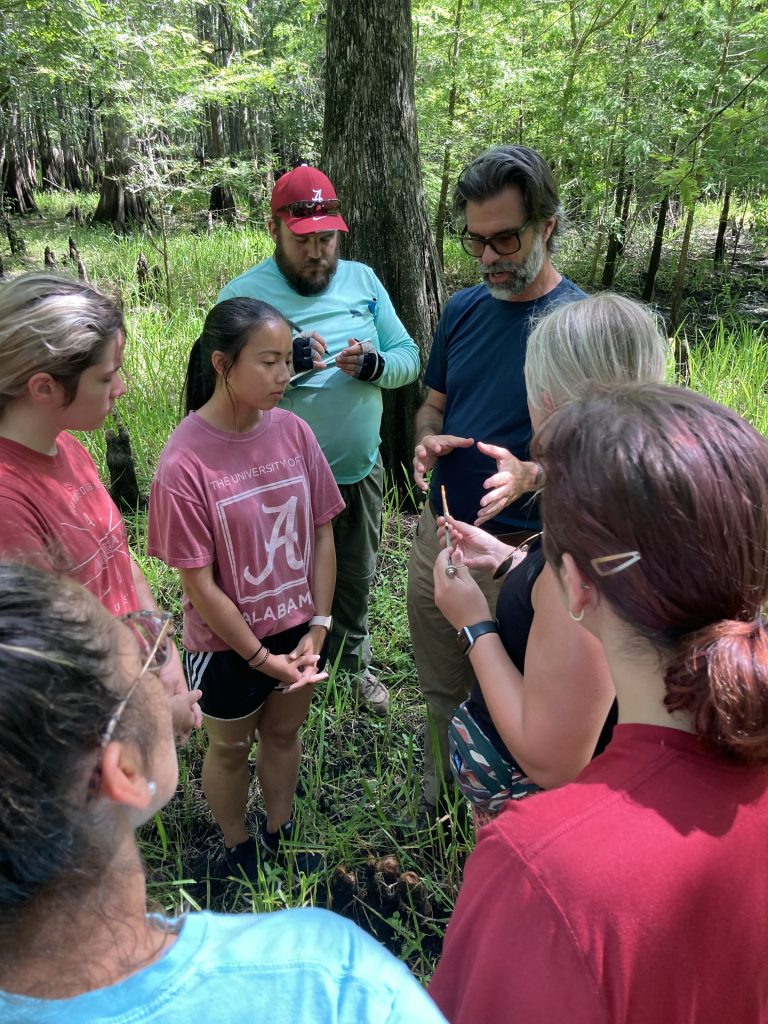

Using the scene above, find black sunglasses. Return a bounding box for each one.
[277,199,342,217]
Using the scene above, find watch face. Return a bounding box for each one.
[456,627,471,653]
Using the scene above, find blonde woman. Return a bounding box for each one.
[0,272,200,738]
[432,293,668,818]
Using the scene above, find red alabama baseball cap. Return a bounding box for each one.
[271,165,349,234]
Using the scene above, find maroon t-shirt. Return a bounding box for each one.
[430,724,768,1023]
[149,409,344,651]
[0,432,138,615]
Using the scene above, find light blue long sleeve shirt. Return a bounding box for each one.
[218,258,420,484]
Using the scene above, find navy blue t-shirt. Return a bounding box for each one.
[424,278,585,533]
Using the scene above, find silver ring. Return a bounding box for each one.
[445,563,457,578]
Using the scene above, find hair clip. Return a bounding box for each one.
[590,551,641,576]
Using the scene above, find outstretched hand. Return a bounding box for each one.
[413,434,474,492]
[476,441,539,526]
[159,646,202,744]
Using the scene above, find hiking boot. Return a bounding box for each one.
[353,668,389,716]
[260,819,324,876]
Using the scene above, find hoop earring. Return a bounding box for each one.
[569,609,584,623]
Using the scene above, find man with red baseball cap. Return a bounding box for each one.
[218,164,419,716]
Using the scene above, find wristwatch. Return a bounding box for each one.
[309,614,333,630]
[456,620,499,655]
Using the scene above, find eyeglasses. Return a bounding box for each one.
[87,612,173,799]
[100,612,174,749]
[277,199,342,218]
[460,221,533,258]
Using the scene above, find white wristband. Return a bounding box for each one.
[309,615,332,630]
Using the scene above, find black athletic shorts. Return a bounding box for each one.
[183,623,328,721]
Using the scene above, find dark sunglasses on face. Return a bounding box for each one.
[460,220,533,257]
[277,199,342,218]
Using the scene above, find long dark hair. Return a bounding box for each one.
[534,383,768,762]
[0,563,155,914]
[184,298,290,414]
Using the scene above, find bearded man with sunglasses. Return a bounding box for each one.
[218,165,419,716]
[407,145,585,818]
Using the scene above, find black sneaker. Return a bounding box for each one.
[260,819,324,876]
[223,835,260,880]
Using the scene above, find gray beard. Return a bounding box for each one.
[480,232,546,299]
[273,239,338,297]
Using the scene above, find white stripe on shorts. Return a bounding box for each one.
[184,650,213,690]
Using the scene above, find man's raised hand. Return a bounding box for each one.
[412,434,474,492]
[476,441,539,526]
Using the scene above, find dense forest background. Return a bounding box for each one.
[3,0,766,313]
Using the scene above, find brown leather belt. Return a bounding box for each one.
[427,500,535,549]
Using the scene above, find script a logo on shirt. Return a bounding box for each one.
[243,494,304,587]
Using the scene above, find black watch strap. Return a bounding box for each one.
[457,619,499,655]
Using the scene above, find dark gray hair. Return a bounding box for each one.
[453,145,561,251]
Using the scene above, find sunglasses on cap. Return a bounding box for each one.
[277,199,342,218]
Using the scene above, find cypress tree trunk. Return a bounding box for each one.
[0,106,37,214]
[322,0,446,500]
[92,124,156,233]
[669,203,696,370]
[601,154,627,288]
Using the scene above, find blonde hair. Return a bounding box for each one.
[524,293,669,411]
[0,273,124,413]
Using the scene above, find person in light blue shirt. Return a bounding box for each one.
[0,563,445,1024]
[218,165,420,716]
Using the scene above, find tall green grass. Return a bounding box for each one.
[684,320,768,435]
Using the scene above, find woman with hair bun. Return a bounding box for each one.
[0,563,446,1023]
[0,271,200,740]
[430,384,768,1024]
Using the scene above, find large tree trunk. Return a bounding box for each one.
[323,0,446,500]
[0,106,37,214]
[84,88,101,186]
[600,154,628,288]
[669,203,696,368]
[92,141,156,232]
[34,111,63,192]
